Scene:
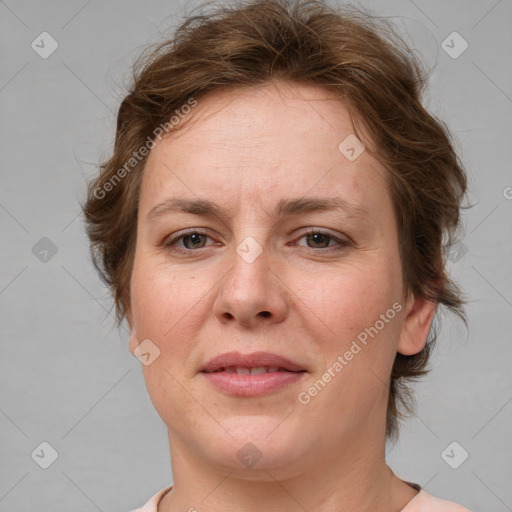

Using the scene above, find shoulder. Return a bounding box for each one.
[402,489,472,512]
[128,485,471,512]
[128,486,173,512]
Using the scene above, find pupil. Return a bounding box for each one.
[309,233,329,248]
[185,233,204,248]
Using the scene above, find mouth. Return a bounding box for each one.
[204,366,303,375]
[200,352,307,396]
[200,350,306,373]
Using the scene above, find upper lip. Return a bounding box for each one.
[200,351,306,373]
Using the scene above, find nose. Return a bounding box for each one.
[213,241,288,329]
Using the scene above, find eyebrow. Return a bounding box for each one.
[146,196,370,223]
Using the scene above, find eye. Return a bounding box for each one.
[295,229,350,252]
[163,229,215,253]
[162,228,351,255]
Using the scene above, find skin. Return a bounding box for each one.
[127,80,436,512]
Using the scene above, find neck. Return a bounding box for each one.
[158,420,418,512]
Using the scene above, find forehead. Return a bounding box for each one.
[139,81,389,216]
[154,81,361,163]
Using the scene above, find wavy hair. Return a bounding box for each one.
[83,0,467,440]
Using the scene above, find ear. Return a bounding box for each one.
[129,325,139,355]
[397,292,437,356]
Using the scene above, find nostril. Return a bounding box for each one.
[259,311,271,318]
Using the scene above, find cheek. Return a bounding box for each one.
[298,260,401,342]
[294,289,402,439]
[129,258,213,405]
[130,257,207,338]
[130,259,208,426]
[295,254,404,407]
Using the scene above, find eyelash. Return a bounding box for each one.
[162,228,351,255]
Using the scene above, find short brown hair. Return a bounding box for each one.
[83,0,467,440]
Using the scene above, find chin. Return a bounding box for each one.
[198,416,310,475]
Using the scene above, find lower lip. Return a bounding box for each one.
[201,370,306,396]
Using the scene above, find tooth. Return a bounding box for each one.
[236,367,251,375]
[267,366,279,373]
[224,367,236,374]
[250,367,267,375]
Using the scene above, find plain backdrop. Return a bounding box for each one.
[1,1,511,511]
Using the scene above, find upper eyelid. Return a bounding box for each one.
[164,228,213,244]
[168,227,342,239]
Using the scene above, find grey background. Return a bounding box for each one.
[1,0,511,511]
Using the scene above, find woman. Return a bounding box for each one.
[83,1,470,510]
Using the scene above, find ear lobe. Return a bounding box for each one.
[397,293,437,356]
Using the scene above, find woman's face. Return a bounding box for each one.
[129,81,428,477]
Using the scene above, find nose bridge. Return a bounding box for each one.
[213,233,287,327]
[224,235,271,304]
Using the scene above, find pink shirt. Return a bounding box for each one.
[129,485,471,511]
